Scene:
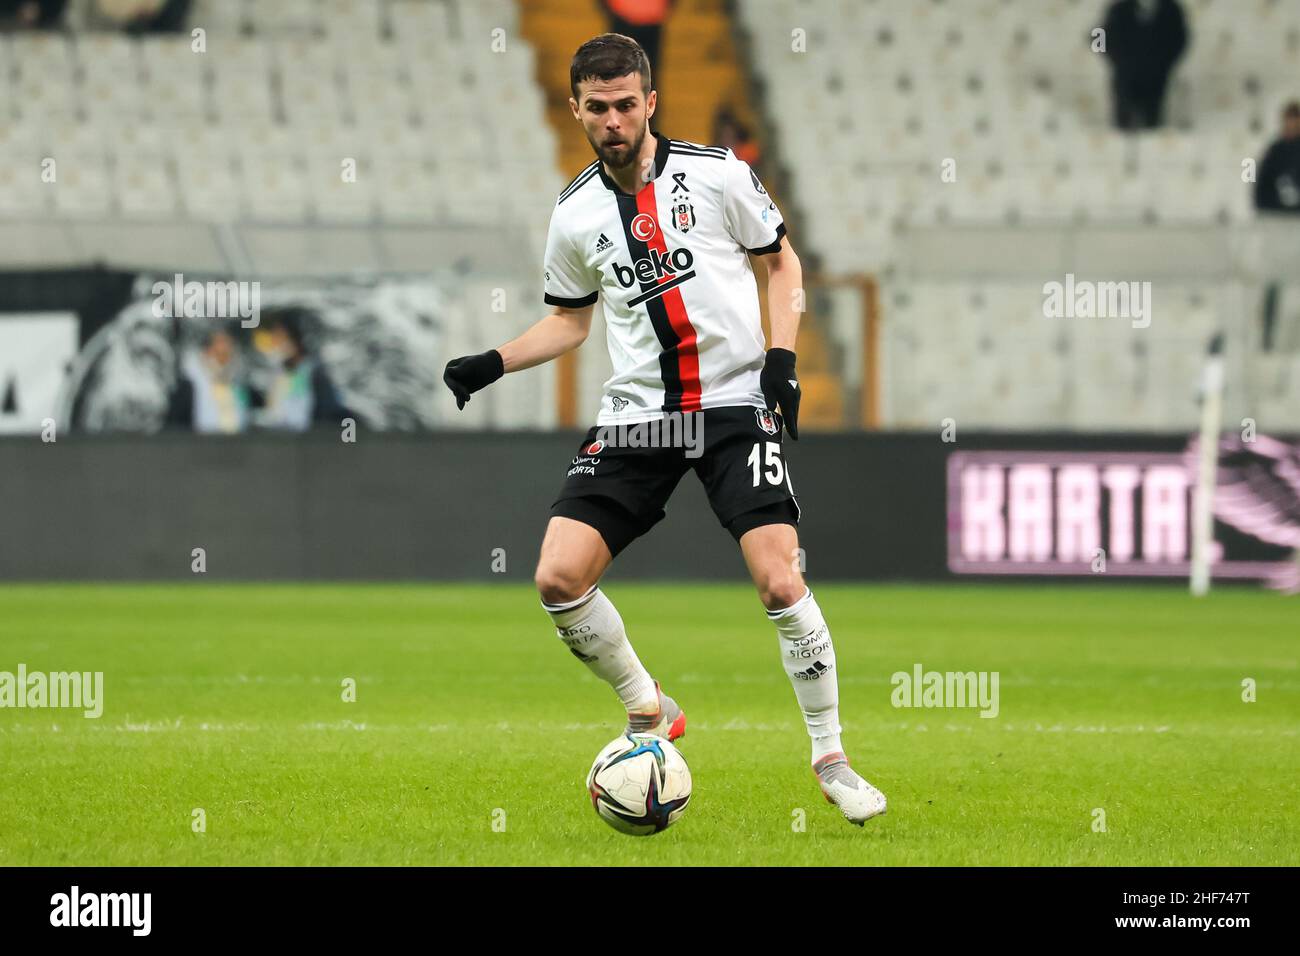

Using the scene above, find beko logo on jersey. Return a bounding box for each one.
[611,247,698,306]
[612,247,692,287]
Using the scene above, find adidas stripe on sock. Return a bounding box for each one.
[769,587,844,761]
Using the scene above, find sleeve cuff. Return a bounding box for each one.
[747,222,787,256]
[544,291,598,308]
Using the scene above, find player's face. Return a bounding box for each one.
[570,74,656,170]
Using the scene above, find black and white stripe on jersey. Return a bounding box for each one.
[612,189,688,412]
[668,140,727,160]
[557,162,600,204]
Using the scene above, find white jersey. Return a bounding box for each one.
[542,134,787,426]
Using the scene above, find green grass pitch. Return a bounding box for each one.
[1,582,1295,866]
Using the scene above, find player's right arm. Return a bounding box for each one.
[497,303,593,373]
[443,201,599,410]
[441,304,593,410]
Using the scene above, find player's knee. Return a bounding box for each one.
[535,563,592,606]
[756,568,806,612]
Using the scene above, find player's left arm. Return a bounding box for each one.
[760,235,801,352]
[721,149,802,439]
[755,236,802,438]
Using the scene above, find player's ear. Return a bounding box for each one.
[645,89,656,122]
[568,96,581,122]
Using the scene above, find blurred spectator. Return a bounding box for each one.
[599,0,673,84]
[1255,101,1300,214]
[1254,102,1300,352]
[252,309,352,431]
[90,0,191,32]
[713,106,761,169]
[0,0,67,29]
[167,328,250,434]
[1100,0,1188,131]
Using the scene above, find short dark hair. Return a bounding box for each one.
[569,33,651,101]
[264,307,313,354]
[1284,101,1300,119]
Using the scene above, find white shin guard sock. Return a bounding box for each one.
[544,585,657,714]
[768,587,844,762]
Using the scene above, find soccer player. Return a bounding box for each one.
[443,34,885,825]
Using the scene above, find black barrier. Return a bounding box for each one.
[1,430,1295,582]
[0,268,137,346]
[0,866,1283,941]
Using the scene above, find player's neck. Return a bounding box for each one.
[603,131,658,195]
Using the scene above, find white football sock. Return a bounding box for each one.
[544,585,658,714]
[768,587,844,762]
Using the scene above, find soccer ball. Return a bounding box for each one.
[586,733,692,836]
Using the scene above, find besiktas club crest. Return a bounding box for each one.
[755,408,779,435]
[671,198,696,234]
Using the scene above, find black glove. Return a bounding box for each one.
[443,349,504,409]
[760,347,800,440]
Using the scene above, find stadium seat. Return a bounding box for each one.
[0,156,49,217]
[113,155,180,220]
[175,155,242,221]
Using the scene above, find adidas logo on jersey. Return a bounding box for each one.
[793,660,832,681]
[595,233,614,253]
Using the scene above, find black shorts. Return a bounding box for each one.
[549,405,802,558]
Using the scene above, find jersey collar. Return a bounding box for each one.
[596,129,671,195]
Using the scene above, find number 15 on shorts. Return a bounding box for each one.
[748,441,786,487]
